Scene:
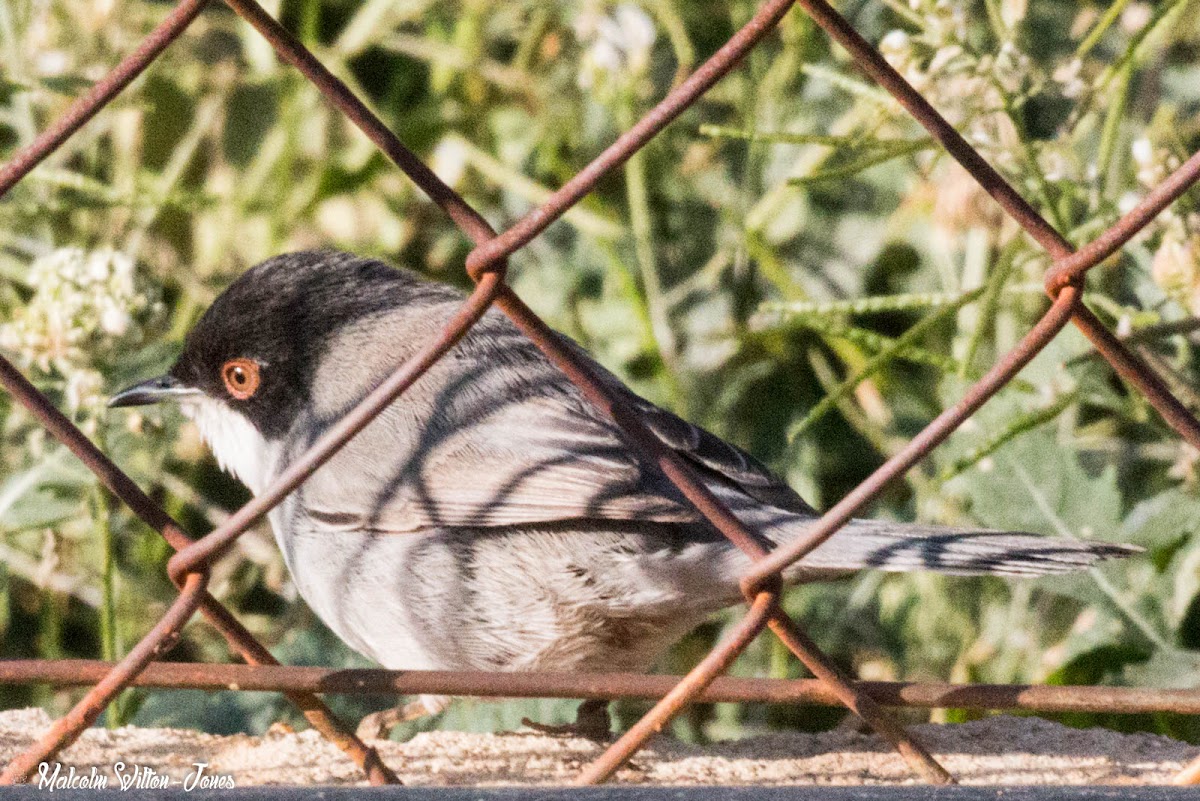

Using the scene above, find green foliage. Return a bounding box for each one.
[3,0,1200,743]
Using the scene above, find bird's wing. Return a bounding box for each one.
[608,382,816,516]
[294,322,812,534]
[296,391,702,532]
[567,338,817,516]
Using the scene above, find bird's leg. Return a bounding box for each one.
[522,698,612,741]
[357,694,449,741]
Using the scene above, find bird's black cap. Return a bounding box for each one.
[111,250,461,439]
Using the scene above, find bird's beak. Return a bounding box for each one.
[108,374,199,408]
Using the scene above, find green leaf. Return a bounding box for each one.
[1123,490,1200,549]
[0,76,31,100]
[0,490,82,530]
[314,153,387,202]
[950,429,1124,542]
[38,75,94,97]
[223,82,279,168]
[1045,643,1152,686]
[0,452,92,530]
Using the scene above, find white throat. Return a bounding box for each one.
[180,396,275,495]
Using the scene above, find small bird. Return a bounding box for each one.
[111,250,1137,738]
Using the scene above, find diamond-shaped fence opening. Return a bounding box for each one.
[4,0,1200,787]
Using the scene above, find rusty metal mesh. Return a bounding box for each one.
[4,0,1200,787]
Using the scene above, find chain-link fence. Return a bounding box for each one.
[4,0,1200,787]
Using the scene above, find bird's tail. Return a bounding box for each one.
[774,518,1140,580]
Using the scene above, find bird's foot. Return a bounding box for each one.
[357,696,445,741]
[522,698,612,742]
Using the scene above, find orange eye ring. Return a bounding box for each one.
[221,358,261,400]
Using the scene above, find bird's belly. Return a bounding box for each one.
[272,521,725,675]
[275,525,442,671]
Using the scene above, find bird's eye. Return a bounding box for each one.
[221,358,260,400]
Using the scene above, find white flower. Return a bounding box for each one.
[928,44,964,75]
[64,369,104,414]
[1130,137,1172,187]
[36,50,70,77]
[86,251,111,282]
[612,4,655,68]
[430,137,470,188]
[1052,58,1085,99]
[589,38,622,75]
[1118,191,1142,215]
[1120,2,1152,32]
[575,3,657,91]
[880,29,910,55]
[1131,137,1155,166]
[1150,234,1200,315]
[992,43,1032,94]
[99,304,131,336]
[1001,0,1027,26]
[1039,147,1074,182]
[0,247,159,378]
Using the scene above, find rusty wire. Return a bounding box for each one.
[14,659,1200,716]
[4,0,1200,788]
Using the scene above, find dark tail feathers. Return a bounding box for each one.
[788,519,1140,578]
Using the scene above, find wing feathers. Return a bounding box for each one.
[293,312,810,534]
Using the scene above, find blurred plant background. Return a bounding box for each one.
[3,0,1200,743]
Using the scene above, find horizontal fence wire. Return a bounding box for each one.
[3,0,1200,788]
[9,660,1200,716]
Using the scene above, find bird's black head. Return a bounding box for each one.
[110,250,457,441]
